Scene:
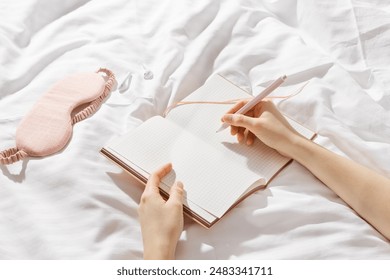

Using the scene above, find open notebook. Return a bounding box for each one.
[101,75,316,228]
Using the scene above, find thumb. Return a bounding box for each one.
[168,181,184,205]
[222,114,255,130]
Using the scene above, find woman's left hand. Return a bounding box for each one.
[138,163,184,259]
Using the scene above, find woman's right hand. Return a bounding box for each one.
[221,100,303,157]
[223,100,390,242]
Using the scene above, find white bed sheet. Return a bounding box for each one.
[0,0,389,259]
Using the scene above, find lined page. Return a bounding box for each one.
[103,148,219,224]
[107,116,264,218]
[167,75,315,181]
[105,75,315,219]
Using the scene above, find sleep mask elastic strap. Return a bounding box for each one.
[72,68,115,124]
[0,147,28,165]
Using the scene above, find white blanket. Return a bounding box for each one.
[0,0,389,259]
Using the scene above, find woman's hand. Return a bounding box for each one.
[222,100,302,157]
[138,163,184,260]
[223,100,390,240]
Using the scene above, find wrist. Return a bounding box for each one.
[281,134,310,160]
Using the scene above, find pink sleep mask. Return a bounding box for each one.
[0,68,116,165]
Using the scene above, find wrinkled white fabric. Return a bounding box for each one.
[0,0,389,259]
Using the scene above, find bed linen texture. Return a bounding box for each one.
[1,0,390,259]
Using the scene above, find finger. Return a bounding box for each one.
[145,163,172,193]
[222,114,256,131]
[223,101,251,135]
[239,109,254,141]
[230,125,239,136]
[237,127,246,142]
[223,100,248,117]
[167,181,184,205]
[246,131,255,145]
[253,102,263,117]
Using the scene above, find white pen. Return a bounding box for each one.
[216,75,287,133]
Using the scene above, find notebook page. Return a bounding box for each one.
[166,75,316,182]
[101,147,218,224]
[106,116,264,218]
